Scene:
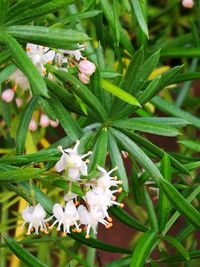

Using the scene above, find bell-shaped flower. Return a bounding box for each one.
[78,60,96,76]
[40,114,50,128]
[55,140,92,181]
[21,203,47,235]
[62,44,85,61]
[26,43,55,76]
[85,187,123,220]
[96,166,122,190]
[50,201,80,235]
[29,118,38,132]
[78,205,112,238]
[78,72,90,84]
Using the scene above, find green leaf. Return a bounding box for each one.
[158,250,200,263]
[0,148,59,165]
[45,78,83,114]
[162,185,200,236]
[130,230,158,267]
[54,70,107,122]
[179,140,200,152]
[112,118,179,137]
[109,206,148,232]
[0,167,43,182]
[58,243,90,267]
[120,47,144,93]
[130,0,149,37]
[69,232,131,254]
[172,72,200,83]
[0,33,48,97]
[144,190,158,231]
[126,131,189,175]
[49,94,82,140]
[6,0,75,25]
[161,47,200,58]
[158,154,171,232]
[101,79,141,107]
[105,256,131,267]
[152,96,200,129]
[88,128,108,172]
[110,128,163,184]
[0,64,17,86]
[8,0,51,19]
[139,65,183,106]
[82,0,95,11]
[108,132,129,192]
[163,235,190,261]
[113,0,120,46]
[6,26,90,50]
[57,10,102,25]
[122,117,189,128]
[0,0,9,23]
[0,49,11,65]
[160,179,200,228]
[16,96,39,155]
[4,235,48,267]
[100,0,134,54]
[138,76,161,106]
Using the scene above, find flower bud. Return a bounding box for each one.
[50,119,59,128]
[182,0,194,8]
[1,89,14,103]
[29,119,37,132]
[78,60,96,76]
[40,114,50,128]
[78,72,90,84]
[15,98,23,107]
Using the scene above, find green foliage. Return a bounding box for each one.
[0,1,200,267]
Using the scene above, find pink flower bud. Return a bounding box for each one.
[50,119,59,128]
[15,98,23,107]
[1,89,14,103]
[78,60,96,76]
[78,72,90,84]
[182,0,194,8]
[40,114,50,128]
[29,119,37,132]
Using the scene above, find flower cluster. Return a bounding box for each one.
[21,141,123,238]
[1,42,96,96]
[29,114,59,132]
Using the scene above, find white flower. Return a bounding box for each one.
[64,192,78,202]
[9,69,30,90]
[26,43,55,76]
[21,203,47,235]
[63,44,85,61]
[78,205,112,238]
[55,52,68,67]
[55,140,92,181]
[96,166,122,189]
[85,187,123,220]
[50,201,80,235]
